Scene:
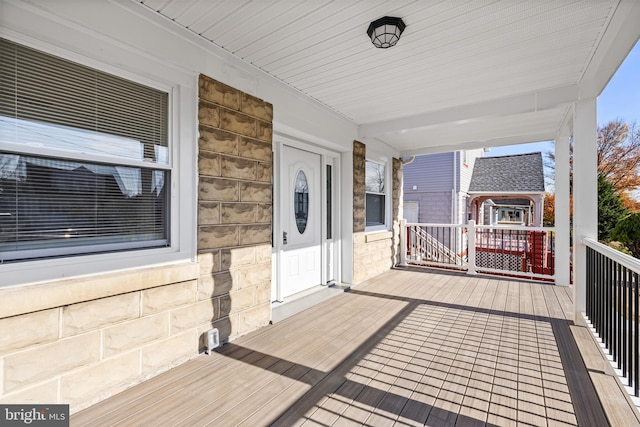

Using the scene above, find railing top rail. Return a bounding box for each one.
[583,237,640,274]
[404,222,467,228]
[474,224,555,232]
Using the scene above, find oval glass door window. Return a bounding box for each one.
[294,170,309,234]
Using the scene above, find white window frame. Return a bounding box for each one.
[365,157,391,233]
[0,35,196,287]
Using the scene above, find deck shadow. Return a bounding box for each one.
[216,280,607,426]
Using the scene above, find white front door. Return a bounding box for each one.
[280,145,322,298]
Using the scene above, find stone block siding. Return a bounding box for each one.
[352,140,402,284]
[0,76,274,414]
[353,141,366,233]
[0,265,201,412]
[392,158,402,266]
[197,74,273,343]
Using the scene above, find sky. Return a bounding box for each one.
[486,40,640,169]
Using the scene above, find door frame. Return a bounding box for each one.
[272,137,341,302]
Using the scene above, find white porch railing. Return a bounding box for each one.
[584,238,640,398]
[400,220,556,282]
[404,223,467,270]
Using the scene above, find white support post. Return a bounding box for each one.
[572,98,598,316]
[399,219,408,267]
[533,194,544,227]
[555,133,571,287]
[467,220,476,275]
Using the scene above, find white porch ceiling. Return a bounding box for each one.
[136,0,640,156]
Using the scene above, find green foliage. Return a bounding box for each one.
[598,174,628,241]
[612,212,640,258]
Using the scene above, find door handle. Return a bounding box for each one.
[283,231,288,245]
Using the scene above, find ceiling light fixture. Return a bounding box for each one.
[367,16,406,49]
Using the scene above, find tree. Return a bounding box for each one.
[598,174,628,241]
[545,119,640,211]
[543,192,555,226]
[598,120,640,195]
[612,212,640,258]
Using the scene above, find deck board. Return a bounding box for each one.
[72,268,621,427]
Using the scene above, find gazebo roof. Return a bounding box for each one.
[469,153,545,193]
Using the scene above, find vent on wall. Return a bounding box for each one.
[205,328,220,354]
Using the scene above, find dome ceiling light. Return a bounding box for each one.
[367,16,406,49]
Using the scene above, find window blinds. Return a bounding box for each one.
[0,38,170,261]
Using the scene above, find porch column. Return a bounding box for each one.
[555,133,571,287]
[532,194,544,227]
[572,98,598,316]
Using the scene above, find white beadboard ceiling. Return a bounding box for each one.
[136,0,639,156]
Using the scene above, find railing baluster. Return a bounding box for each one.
[599,251,604,341]
[592,248,597,330]
[616,260,621,369]
[605,253,609,339]
[631,267,636,389]
[631,272,640,397]
[616,260,620,367]
[600,253,606,344]
[590,247,595,324]
[607,259,616,357]
[610,261,619,362]
[623,266,628,380]
[608,256,613,354]
[595,250,601,336]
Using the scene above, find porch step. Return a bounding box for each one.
[571,325,640,426]
[271,283,350,323]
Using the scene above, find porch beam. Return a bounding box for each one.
[398,131,558,158]
[572,98,598,316]
[359,84,578,138]
[555,133,571,287]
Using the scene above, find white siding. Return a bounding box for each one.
[459,148,485,193]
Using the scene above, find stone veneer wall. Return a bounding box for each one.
[0,75,273,414]
[0,264,201,412]
[352,140,402,284]
[196,74,273,343]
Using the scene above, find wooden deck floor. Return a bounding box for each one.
[72,268,609,426]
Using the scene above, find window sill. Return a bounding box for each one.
[365,230,393,243]
[0,262,199,318]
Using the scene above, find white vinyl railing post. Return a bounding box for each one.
[399,219,408,267]
[467,220,477,275]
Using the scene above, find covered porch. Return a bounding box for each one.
[2,0,640,418]
[72,268,637,426]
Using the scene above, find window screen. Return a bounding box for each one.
[0,38,169,262]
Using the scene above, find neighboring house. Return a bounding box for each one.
[403,149,485,225]
[468,152,546,227]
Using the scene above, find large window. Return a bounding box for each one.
[0,38,169,262]
[365,160,387,229]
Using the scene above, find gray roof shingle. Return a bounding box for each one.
[469,152,545,192]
